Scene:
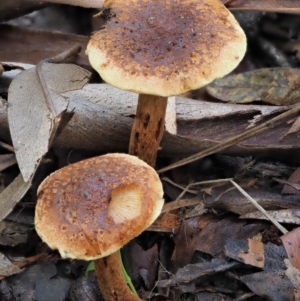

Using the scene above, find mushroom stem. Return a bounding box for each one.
[129,94,168,167]
[94,96,167,301]
[95,252,142,301]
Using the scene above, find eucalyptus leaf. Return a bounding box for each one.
[207,67,300,106]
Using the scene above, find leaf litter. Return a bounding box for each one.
[3,3,300,301]
[8,47,90,181]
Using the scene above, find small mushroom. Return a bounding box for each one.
[35,154,163,300]
[86,0,247,166]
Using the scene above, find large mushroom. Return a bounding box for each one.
[86,0,247,166]
[86,0,246,299]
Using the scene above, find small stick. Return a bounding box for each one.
[0,141,14,152]
[230,179,288,234]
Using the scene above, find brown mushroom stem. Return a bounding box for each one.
[95,252,142,301]
[94,96,167,301]
[129,94,168,167]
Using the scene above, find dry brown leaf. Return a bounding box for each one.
[0,252,22,278]
[0,24,89,67]
[0,174,31,222]
[281,227,300,270]
[282,167,300,194]
[238,239,265,268]
[207,67,300,106]
[148,212,181,233]
[8,63,90,181]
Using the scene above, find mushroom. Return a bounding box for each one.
[85,0,246,299]
[35,154,163,300]
[86,0,247,166]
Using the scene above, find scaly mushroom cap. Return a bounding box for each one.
[35,154,164,260]
[86,0,247,97]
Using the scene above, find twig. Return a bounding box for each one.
[158,103,300,173]
[161,177,198,194]
[0,141,14,152]
[230,179,288,234]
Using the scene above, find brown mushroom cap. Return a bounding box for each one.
[35,154,163,260]
[86,0,247,97]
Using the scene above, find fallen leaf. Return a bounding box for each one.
[226,239,287,271]
[148,212,181,233]
[156,258,238,292]
[0,221,31,246]
[274,177,300,192]
[240,271,294,301]
[0,252,22,277]
[284,259,300,290]
[241,209,300,224]
[280,117,300,142]
[193,217,266,257]
[8,63,90,181]
[282,167,300,194]
[0,174,31,222]
[207,67,300,105]
[6,262,57,301]
[205,185,300,215]
[0,24,89,67]
[238,239,265,268]
[281,227,300,270]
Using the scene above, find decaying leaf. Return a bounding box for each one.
[205,185,300,216]
[0,221,31,246]
[240,271,294,301]
[282,166,300,194]
[156,258,238,292]
[0,174,31,222]
[281,227,300,270]
[148,212,181,233]
[238,239,265,268]
[8,63,90,181]
[0,252,22,277]
[280,117,300,142]
[226,239,287,272]
[207,67,300,105]
[284,259,300,290]
[192,217,266,257]
[0,24,89,67]
[241,209,300,224]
